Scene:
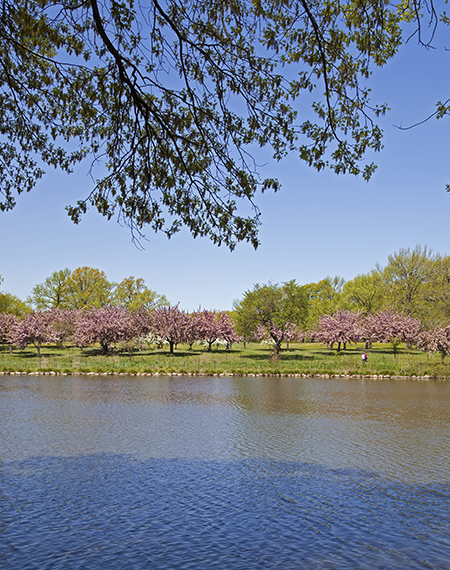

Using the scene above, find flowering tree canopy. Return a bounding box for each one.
[73,306,142,354]
[312,309,363,351]
[417,326,450,360]
[11,311,60,356]
[149,304,190,354]
[194,310,240,351]
[363,309,422,353]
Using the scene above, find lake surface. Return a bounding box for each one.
[1,375,449,569]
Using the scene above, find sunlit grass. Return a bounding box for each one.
[1,341,449,377]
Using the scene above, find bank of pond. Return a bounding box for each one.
[2,342,450,379]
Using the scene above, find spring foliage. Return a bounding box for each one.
[0,0,439,248]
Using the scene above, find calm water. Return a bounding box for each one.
[1,375,449,569]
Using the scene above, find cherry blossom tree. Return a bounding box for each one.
[149,304,190,355]
[254,322,301,350]
[0,313,20,353]
[362,309,422,354]
[47,308,77,348]
[312,309,363,351]
[193,310,240,351]
[73,306,141,354]
[11,311,59,356]
[417,326,450,361]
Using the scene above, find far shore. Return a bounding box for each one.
[1,369,448,381]
[2,342,450,380]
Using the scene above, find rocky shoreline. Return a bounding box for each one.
[0,370,447,380]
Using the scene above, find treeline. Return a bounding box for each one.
[0,268,168,314]
[2,246,450,359]
[0,306,240,357]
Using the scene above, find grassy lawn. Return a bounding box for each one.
[1,342,449,378]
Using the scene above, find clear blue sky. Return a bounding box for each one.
[1,35,449,311]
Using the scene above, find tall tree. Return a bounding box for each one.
[234,280,308,355]
[420,255,450,328]
[379,245,438,319]
[28,268,71,309]
[0,0,433,248]
[0,292,29,315]
[0,276,29,315]
[113,277,168,311]
[304,276,344,329]
[341,271,384,315]
[65,267,113,309]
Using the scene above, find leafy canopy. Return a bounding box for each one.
[233,279,308,342]
[0,0,437,248]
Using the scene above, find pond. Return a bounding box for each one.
[1,375,449,569]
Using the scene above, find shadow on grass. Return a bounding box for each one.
[7,350,61,359]
[240,352,316,362]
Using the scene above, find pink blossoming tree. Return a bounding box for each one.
[149,304,190,354]
[417,326,450,361]
[11,311,60,356]
[73,306,142,354]
[0,313,20,353]
[363,309,422,354]
[194,309,240,351]
[312,309,363,351]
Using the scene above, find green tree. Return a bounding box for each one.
[418,255,450,328]
[304,276,344,329]
[1,0,432,248]
[341,271,384,315]
[379,245,438,319]
[113,277,168,311]
[0,275,29,315]
[0,292,29,315]
[65,266,113,309]
[233,280,308,355]
[28,268,71,309]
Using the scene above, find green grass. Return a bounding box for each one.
[1,341,449,378]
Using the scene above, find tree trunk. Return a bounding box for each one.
[169,340,174,354]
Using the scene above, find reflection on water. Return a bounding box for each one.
[1,375,450,569]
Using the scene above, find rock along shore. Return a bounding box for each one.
[0,371,447,380]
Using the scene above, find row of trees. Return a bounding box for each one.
[304,245,450,330]
[312,309,421,354]
[3,245,450,358]
[3,302,449,361]
[0,306,240,357]
[3,245,449,326]
[2,288,450,361]
[0,268,168,314]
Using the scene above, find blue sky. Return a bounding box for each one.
[1,32,450,311]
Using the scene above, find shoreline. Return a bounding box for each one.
[0,370,448,380]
